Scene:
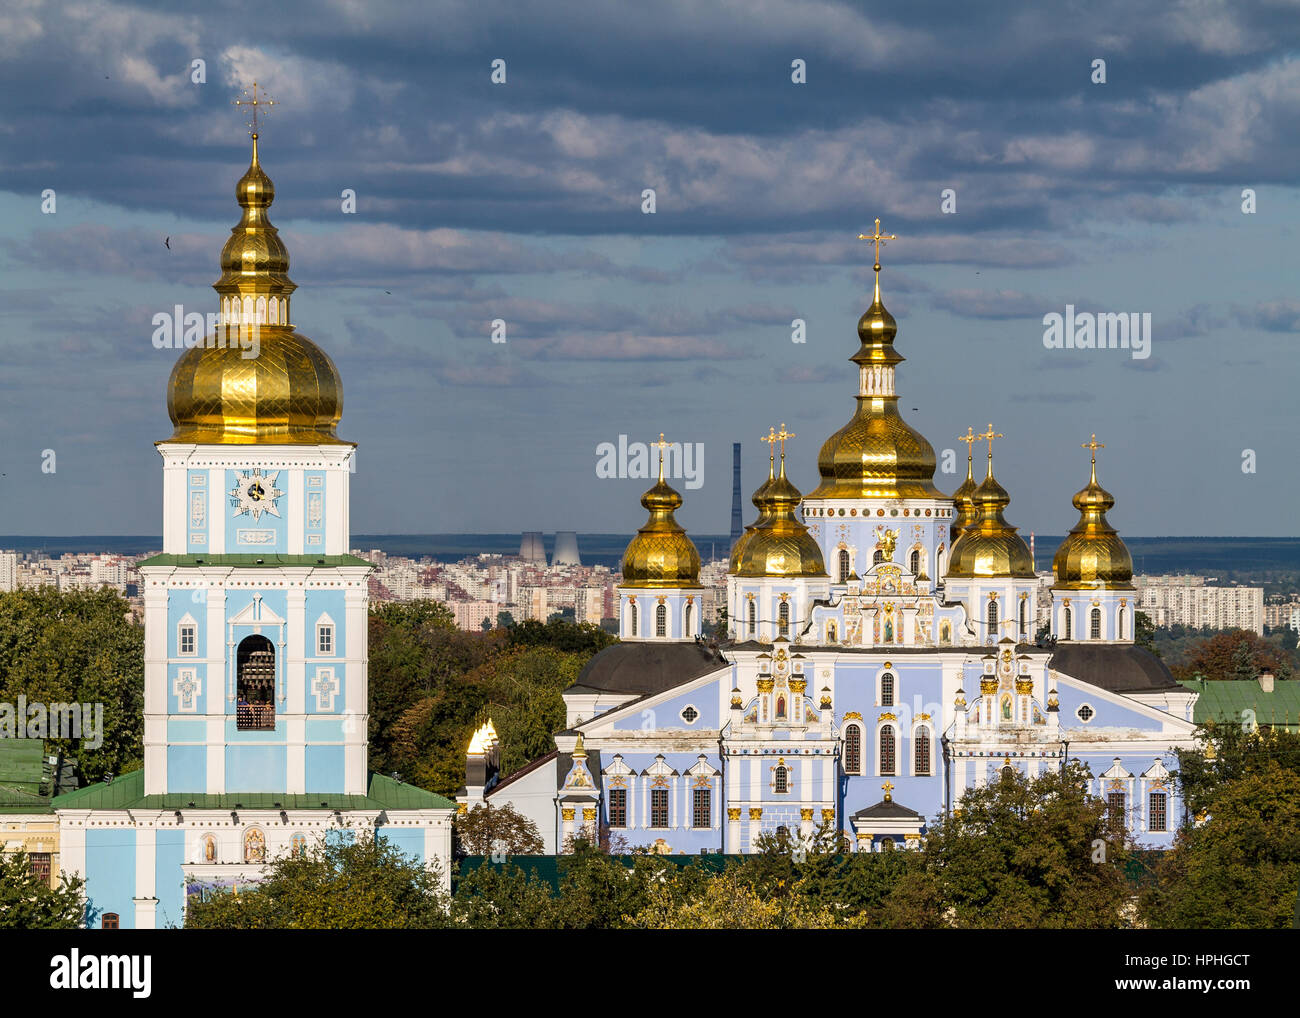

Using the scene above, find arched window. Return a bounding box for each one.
[774,765,789,793]
[914,727,931,776]
[1090,607,1102,640]
[101,912,120,930]
[747,600,756,636]
[776,695,786,720]
[630,600,638,636]
[880,672,895,707]
[1018,598,1028,640]
[1063,606,1072,640]
[236,635,276,730]
[838,549,851,582]
[683,603,693,638]
[1117,606,1126,641]
[243,827,266,864]
[910,549,922,575]
[880,838,895,852]
[844,724,862,774]
[986,599,999,642]
[873,549,885,565]
[879,725,896,775]
[778,601,790,638]
[655,603,667,637]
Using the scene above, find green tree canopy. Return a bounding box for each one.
[0,851,86,929]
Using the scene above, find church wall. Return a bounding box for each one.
[304,745,346,792]
[610,686,721,731]
[84,828,136,929]
[155,829,186,928]
[225,745,287,793]
[166,745,206,791]
[376,825,425,864]
[1053,683,1165,732]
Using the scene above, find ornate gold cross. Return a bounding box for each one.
[1082,433,1105,464]
[881,780,895,801]
[776,422,795,460]
[858,217,897,304]
[979,423,1003,460]
[652,432,670,481]
[233,81,277,136]
[958,426,978,464]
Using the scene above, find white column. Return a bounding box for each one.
[208,466,226,553]
[287,467,305,554]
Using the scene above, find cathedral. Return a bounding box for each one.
[51,132,455,929]
[465,224,1199,855]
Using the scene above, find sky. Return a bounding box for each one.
[1,0,1298,539]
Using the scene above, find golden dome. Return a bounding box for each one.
[735,449,827,578]
[807,272,941,499]
[1053,440,1134,589]
[621,446,701,588]
[163,135,348,446]
[949,442,979,540]
[729,442,778,572]
[946,451,1034,578]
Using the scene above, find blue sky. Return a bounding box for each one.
[1,0,1297,538]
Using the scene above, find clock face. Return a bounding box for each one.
[228,469,284,522]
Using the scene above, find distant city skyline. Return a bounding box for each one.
[3,3,1298,536]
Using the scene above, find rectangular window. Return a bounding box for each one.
[650,788,669,828]
[179,624,196,656]
[29,852,52,886]
[609,788,627,828]
[1149,792,1167,832]
[692,787,710,829]
[317,625,333,655]
[1107,792,1126,830]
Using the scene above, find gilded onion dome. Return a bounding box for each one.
[735,445,827,578]
[808,234,941,500]
[621,443,701,588]
[1052,439,1134,589]
[729,440,778,572]
[946,444,1035,578]
[164,134,348,445]
[950,431,980,540]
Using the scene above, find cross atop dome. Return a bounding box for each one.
[858,217,897,303]
[233,80,277,137]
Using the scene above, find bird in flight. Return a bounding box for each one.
[164,236,170,250]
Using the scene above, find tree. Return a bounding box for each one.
[0,851,86,929]
[878,763,1133,929]
[450,860,557,928]
[505,617,616,656]
[1175,723,1300,820]
[496,610,515,630]
[1134,610,1158,655]
[628,866,842,929]
[0,587,144,783]
[454,803,544,856]
[1173,628,1293,682]
[1141,761,1300,929]
[184,831,448,929]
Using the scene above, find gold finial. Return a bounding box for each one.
[858,217,897,303]
[1082,433,1105,483]
[760,426,778,479]
[653,432,670,483]
[881,780,895,802]
[573,731,587,759]
[978,423,1003,474]
[233,80,277,138]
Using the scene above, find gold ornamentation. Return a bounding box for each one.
[980,677,998,695]
[1053,435,1134,590]
[1015,678,1034,695]
[918,712,931,721]
[789,678,807,693]
[843,710,862,720]
[582,808,596,822]
[620,438,703,588]
[748,808,763,821]
[878,712,897,722]
[561,808,575,822]
[756,678,774,693]
[881,781,895,801]
[800,808,814,821]
[727,808,741,821]
[821,809,835,823]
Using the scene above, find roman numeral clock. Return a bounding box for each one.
[228,468,284,521]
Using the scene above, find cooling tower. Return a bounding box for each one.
[552,531,582,567]
[519,531,546,563]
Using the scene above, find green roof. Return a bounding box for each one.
[137,554,373,569]
[52,769,454,812]
[0,740,53,813]
[1179,677,1300,731]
